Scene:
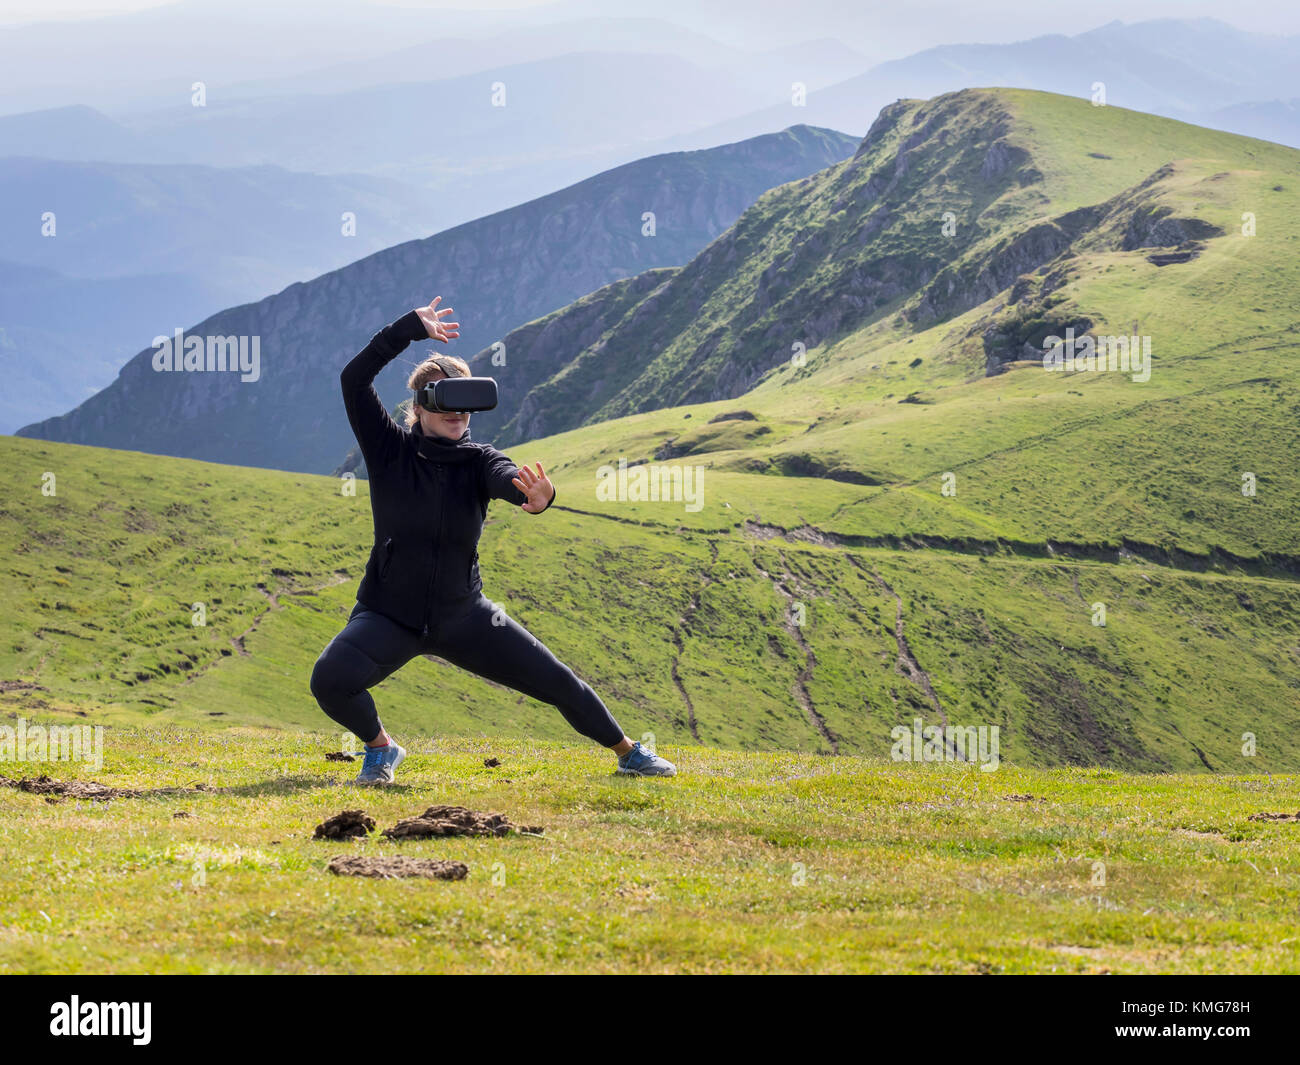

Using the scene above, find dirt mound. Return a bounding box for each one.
[382,804,539,839]
[2,774,135,799]
[325,752,356,763]
[1,774,224,800]
[1247,811,1300,822]
[326,855,468,880]
[384,804,512,838]
[483,757,501,767]
[314,809,375,839]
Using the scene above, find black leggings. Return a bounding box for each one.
[310,596,625,747]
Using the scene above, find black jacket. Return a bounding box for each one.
[340,310,555,636]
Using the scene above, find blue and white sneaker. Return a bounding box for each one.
[617,742,676,777]
[353,742,406,785]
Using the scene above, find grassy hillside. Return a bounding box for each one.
[2,729,1299,974]
[3,428,1297,772]
[485,88,1300,560]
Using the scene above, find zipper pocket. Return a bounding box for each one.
[378,537,394,581]
[467,550,478,588]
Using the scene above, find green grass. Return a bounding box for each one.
[4,428,1299,770]
[3,728,1299,974]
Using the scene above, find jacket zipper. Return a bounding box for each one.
[421,466,444,638]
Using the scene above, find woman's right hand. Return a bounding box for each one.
[415,296,460,343]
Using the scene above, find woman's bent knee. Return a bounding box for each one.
[310,641,361,703]
[309,651,337,703]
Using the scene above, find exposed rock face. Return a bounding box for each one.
[1122,205,1224,250]
[981,315,1096,375]
[969,179,1226,376]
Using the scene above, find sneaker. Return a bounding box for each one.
[617,741,676,777]
[353,742,406,785]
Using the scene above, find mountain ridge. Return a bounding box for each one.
[17,124,856,474]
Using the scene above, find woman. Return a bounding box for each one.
[310,297,676,783]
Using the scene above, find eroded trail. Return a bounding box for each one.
[750,549,840,755]
[667,540,717,742]
[844,555,974,763]
[853,560,948,726]
[743,518,1300,584]
[190,570,353,680]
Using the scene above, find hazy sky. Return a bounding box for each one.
[1,0,1298,63]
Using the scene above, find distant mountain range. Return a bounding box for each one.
[0,8,869,116]
[16,125,857,473]
[0,159,441,433]
[6,15,1300,435]
[0,43,857,434]
[0,50,797,237]
[1209,98,1300,150]
[656,18,1300,152]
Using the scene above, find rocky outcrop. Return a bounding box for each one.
[1122,205,1224,250]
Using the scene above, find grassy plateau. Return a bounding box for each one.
[3,729,1299,974]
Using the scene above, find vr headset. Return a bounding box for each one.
[414,356,498,413]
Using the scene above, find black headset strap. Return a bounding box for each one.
[415,357,462,399]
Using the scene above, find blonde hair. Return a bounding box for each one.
[404,354,471,428]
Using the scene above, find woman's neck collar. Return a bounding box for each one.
[412,420,470,445]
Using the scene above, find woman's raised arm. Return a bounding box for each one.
[339,297,458,471]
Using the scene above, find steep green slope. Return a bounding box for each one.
[486,89,1300,560]
[3,428,1298,772]
[497,89,1299,447]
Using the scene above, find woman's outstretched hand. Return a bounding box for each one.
[512,462,555,514]
[414,296,460,343]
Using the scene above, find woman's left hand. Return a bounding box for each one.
[512,462,555,514]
